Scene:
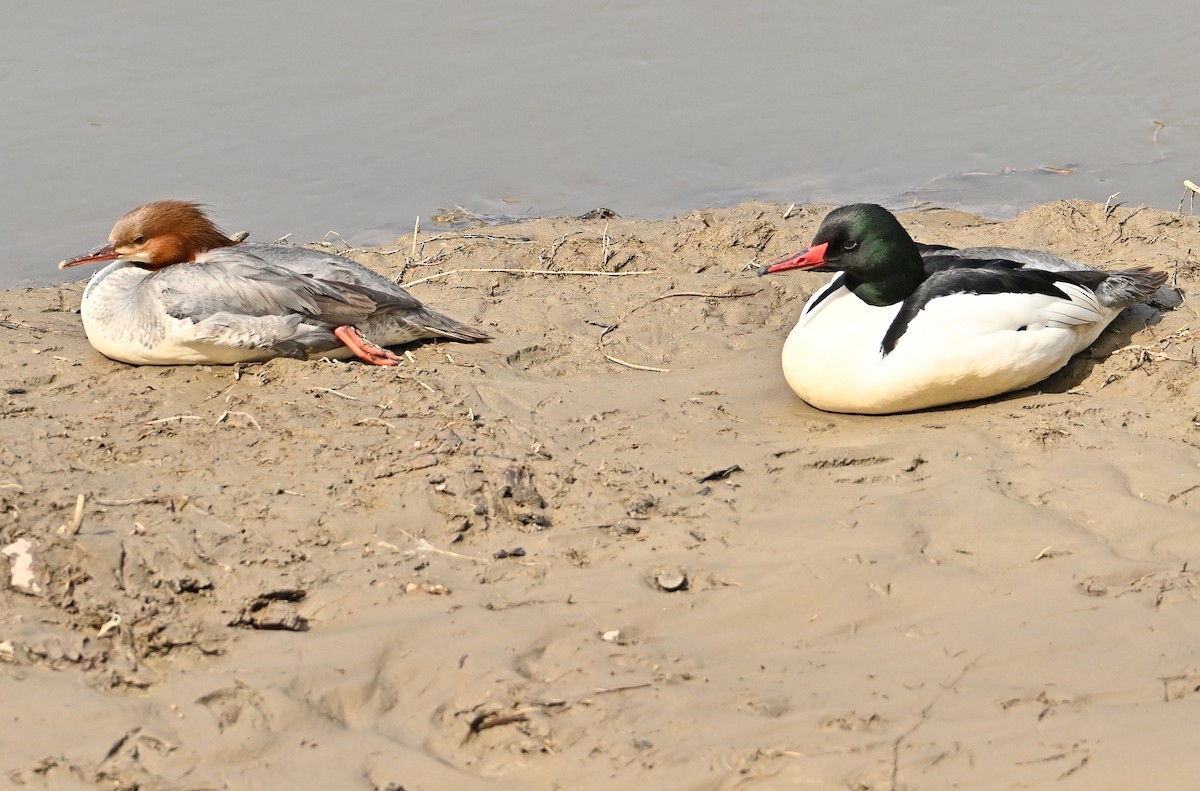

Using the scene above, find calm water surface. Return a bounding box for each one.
[3,1,1196,287]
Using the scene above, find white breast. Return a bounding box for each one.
[781,284,1120,414]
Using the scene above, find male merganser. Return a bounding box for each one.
[57,201,488,365]
[759,203,1169,414]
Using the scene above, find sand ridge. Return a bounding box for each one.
[2,200,1200,789]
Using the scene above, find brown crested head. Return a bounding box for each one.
[108,200,238,267]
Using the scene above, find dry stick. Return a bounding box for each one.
[393,249,452,273]
[399,232,535,256]
[599,290,760,371]
[355,417,396,428]
[541,230,584,267]
[1110,206,1146,242]
[454,233,534,242]
[1168,483,1200,504]
[64,493,86,537]
[307,387,362,402]
[1180,180,1200,214]
[144,415,203,426]
[470,680,653,738]
[395,526,487,564]
[591,682,653,695]
[1,318,49,332]
[397,374,437,394]
[782,203,796,220]
[404,268,657,287]
[602,354,670,373]
[633,289,761,312]
[216,410,263,431]
[426,232,534,243]
[467,710,530,737]
[411,216,420,261]
[597,324,670,373]
[541,682,654,716]
[96,496,167,507]
[322,230,351,249]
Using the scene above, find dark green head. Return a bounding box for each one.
[759,203,925,306]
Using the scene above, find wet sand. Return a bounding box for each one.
[3,200,1200,790]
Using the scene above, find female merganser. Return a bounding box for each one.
[57,201,488,366]
[759,203,1169,414]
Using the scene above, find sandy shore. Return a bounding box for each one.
[3,200,1200,790]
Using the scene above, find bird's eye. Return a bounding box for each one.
[133,235,146,245]
[843,240,859,251]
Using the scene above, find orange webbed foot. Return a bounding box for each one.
[334,325,401,366]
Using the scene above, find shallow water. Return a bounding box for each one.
[4,0,1196,287]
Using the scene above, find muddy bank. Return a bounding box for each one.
[3,200,1200,790]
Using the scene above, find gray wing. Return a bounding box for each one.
[926,246,1177,310]
[232,243,491,342]
[239,242,408,294]
[153,249,381,328]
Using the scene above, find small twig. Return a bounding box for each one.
[1104,192,1121,216]
[782,203,796,220]
[396,527,487,563]
[601,354,671,373]
[65,493,86,537]
[601,221,611,267]
[594,291,757,372]
[468,680,654,740]
[354,417,397,428]
[597,320,671,373]
[590,682,653,696]
[409,232,534,248]
[544,681,655,716]
[321,230,351,249]
[1168,483,1200,503]
[456,233,533,242]
[307,386,362,401]
[144,415,203,426]
[95,496,167,506]
[411,216,420,261]
[1180,180,1200,215]
[96,613,121,638]
[215,410,262,430]
[633,289,761,312]
[404,268,657,287]
[398,374,437,393]
[541,230,584,267]
[0,318,49,332]
[466,710,531,738]
[1109,206,1146,242]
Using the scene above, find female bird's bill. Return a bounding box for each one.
[59,243,121,269]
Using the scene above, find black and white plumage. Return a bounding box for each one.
[759,204,1171,414]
